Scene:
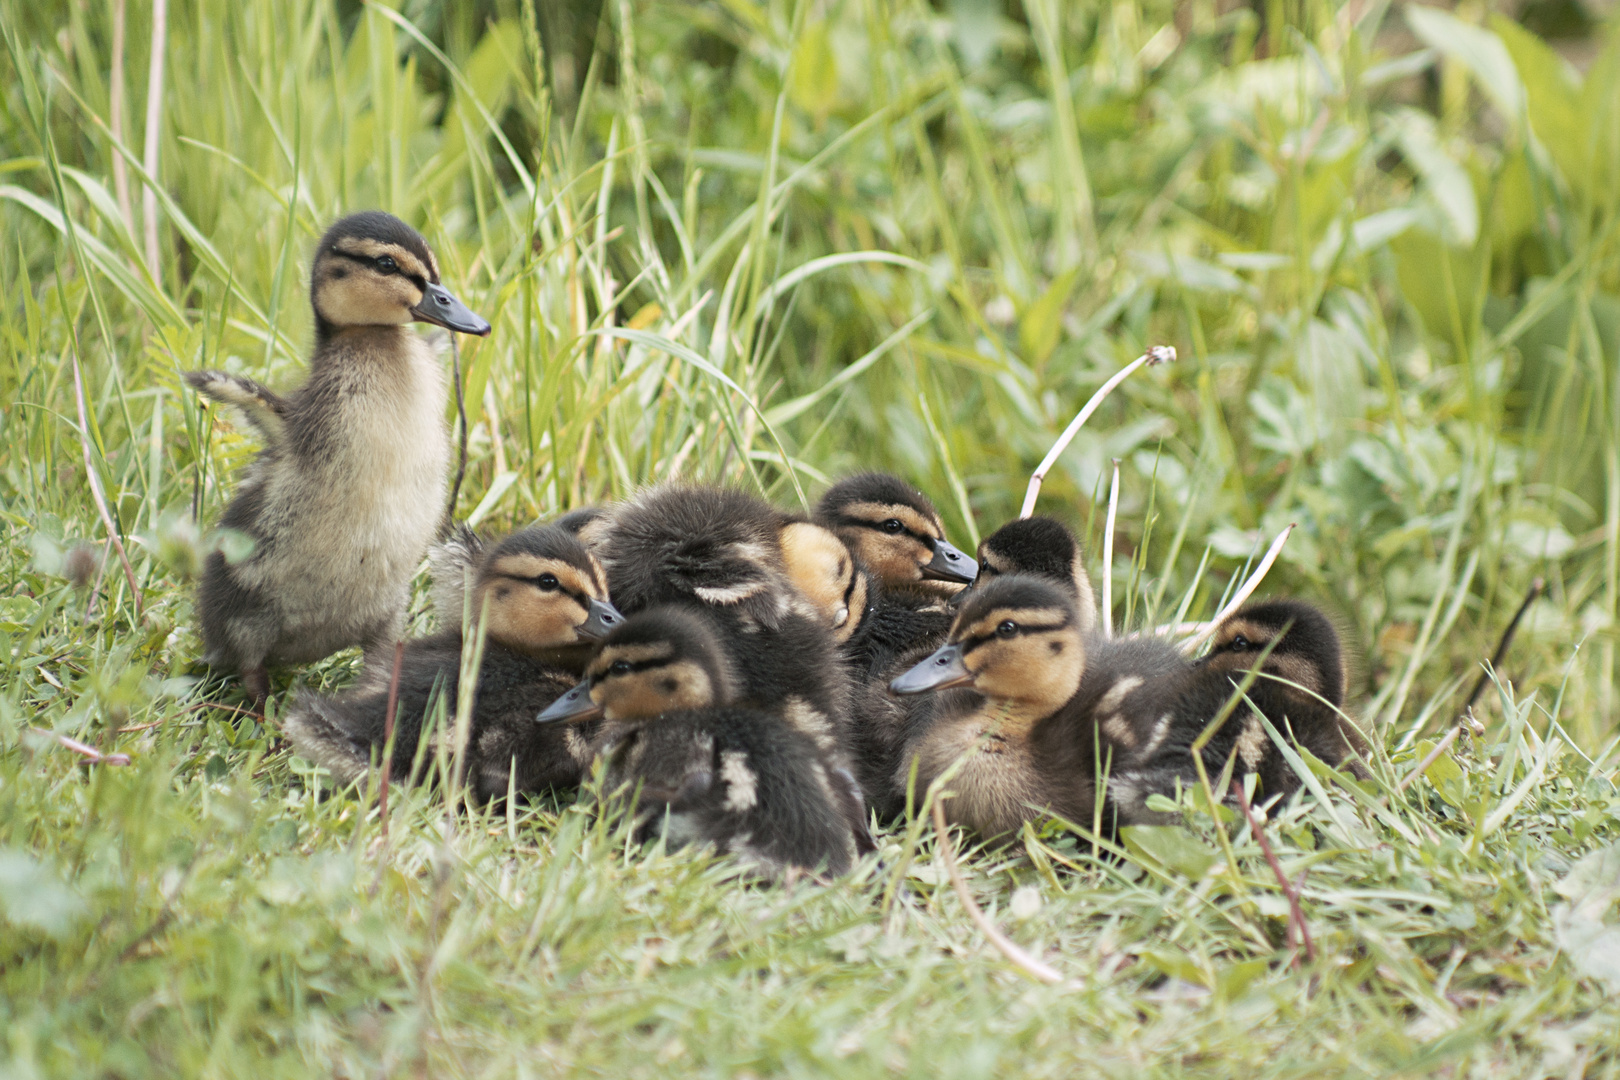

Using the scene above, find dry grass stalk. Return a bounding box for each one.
[1180,523,1294,651]
[1101,458,1121,638]
[1018,345,1175,519]
[931,798,1071,987]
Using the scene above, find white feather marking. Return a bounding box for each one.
[1235,715,1267,769]
[720,750,759,812]
[694,581,766,605]
[1098,676,1144,714]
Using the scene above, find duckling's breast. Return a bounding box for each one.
[249,328,450,639]
[910,709,1054,839]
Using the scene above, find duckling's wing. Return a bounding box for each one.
[184,370,288,445]
[427,524,485,631]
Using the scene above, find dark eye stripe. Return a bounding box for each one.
[849,518,933,544]
[596,656,671,678]
[840,566,860,609]
[959,620,1070,653]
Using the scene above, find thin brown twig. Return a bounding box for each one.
[69,346,143,616]
[1234,779,1315,964]
[1461,576,1545,718]
[378,640,406,840]
[931,799,1070,986]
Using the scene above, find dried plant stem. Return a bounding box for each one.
[932,799,1069,987]
[141,0,168,271]
[1234,779,1315,964]
[108,0,133,228]
[1181,523,1294,651]
[378,640,405,840]
[29,728,131,766]
[1461,577,1545,717]
[70,349,143,616]
[1101,459,1120,638]
[1019,345,1174,519]
[1396,723,1462,794]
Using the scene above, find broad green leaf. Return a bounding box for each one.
[1138,947,1212,987]
[1552,842,1620,991]
[1405,6,1523,121]
[1120,825,1218,880]
[0,849,88,939]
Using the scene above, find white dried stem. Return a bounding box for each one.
[1181,523,1294,651]
[932,799,1070,987]
[1101,459,1120,639]
[1019,345,1174,519]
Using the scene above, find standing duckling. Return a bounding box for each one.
[538,607,863,879]
[952,515,1098,632]
[187,211,491,706]
[283,524,621,801]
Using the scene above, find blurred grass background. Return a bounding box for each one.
[2,0,1619,1074]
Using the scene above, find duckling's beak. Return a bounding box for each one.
[412,282,492,336]
[946,577,981,610]
[890,642,973,694]
[577,597,624,642]
[921,540,977,584]
[536,682,603,724]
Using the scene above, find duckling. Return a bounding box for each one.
[952,516,1098,631]
[186,211,491,707]
[889,575,1107,839]
[283,524,621,801]
[537,606,863,878]
[1103,599,1364,823]
[814,473,977,598]
[591,485,875,847]
[426,506,610,634]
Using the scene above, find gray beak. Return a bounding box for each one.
[577,597,624,642]
[412,282,492,336]
[922,539,977,584]
[947,576,982,610]
[536,682,603,724]
[890,642,974,694]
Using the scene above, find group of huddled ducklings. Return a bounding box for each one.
[187,211,1366,881]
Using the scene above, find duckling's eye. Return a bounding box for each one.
[610,659,633,676]
[882,519,904,534]
[997,620,1018,638]
[375,255,398,274]
[1229,634,1251,651]
[536,573,559,591]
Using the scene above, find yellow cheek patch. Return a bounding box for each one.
[314,267,419,327]
[598,660,714,720]
[780,522,856,625]
[966,629,1084,709]
[484,592,587,652]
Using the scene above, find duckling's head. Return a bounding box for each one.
[778,520,867,643]
[537,607,735,724]
[554,505,612,551]
[596,485,797,627]
[952,516,1096,629]
[1201,599,1345,706]
[475,525,622,655]
[892,575,1085,719]
[814,473,977,593]
[310,211,491,341]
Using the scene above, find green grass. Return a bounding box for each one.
[3,0,1620,1074]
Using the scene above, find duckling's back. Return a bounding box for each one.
[599,706,859,878]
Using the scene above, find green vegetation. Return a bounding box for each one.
[3,0,1619,1073]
